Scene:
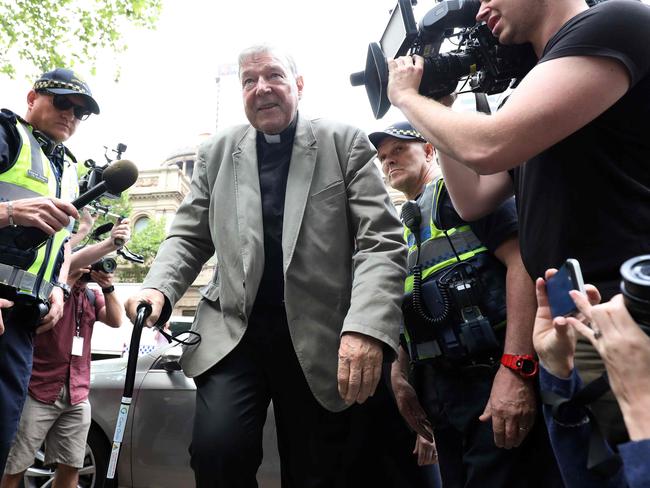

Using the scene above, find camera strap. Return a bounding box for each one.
[540,372,622,478]
[474,92,492,115]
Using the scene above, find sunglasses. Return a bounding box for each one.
[50,94,92,121]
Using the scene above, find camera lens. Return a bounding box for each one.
[620,255,650,329]
[99,258,117,273]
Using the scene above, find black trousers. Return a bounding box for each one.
[190,306,369,488]
[415,362,564,488]
[0,306,36,478]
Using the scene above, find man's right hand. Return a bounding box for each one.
[0,298,14,336]
[124,289,166,328]
[390,366,434,442]
[533,269,601,378]
[6,197,79,234]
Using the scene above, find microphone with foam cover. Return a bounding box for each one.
[71,160,138,210]
[15,160,139,250]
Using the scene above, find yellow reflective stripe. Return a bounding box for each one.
[404,225,472,254]
[404,246,488,292]
[41,230,69,282]
[0,124,50,194]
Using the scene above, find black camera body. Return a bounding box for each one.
[79,142,128,199]
[80,257,117,282]
[350,0,536,118]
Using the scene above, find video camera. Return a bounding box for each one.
[79,142,128,199]
[350,0,536,119]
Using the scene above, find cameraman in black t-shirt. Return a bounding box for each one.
[387,0,650,445]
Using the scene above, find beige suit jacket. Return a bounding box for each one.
[143,115,406,411]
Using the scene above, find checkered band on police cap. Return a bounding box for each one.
[33,68,100,114]
[368,121,426,149]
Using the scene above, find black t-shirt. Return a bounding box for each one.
[511,0,650,298]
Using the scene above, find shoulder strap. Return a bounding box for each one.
[85,287,96,306]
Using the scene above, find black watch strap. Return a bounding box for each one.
[101,285,115,294]
[53,281,71,300]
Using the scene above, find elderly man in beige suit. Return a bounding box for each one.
[125,44,406,487]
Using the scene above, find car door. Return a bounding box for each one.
[130,345,281,487]
[130,345,195,488]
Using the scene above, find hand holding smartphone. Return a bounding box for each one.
[546,259,586,318]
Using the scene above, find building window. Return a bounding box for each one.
[134,216,151,234]
[186,160,194,180]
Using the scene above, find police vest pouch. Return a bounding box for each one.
[403,257,506,364]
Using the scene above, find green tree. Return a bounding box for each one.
[0,0,162,78]
[119,215,166,282]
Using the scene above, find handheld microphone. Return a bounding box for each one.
[15,160,138,250]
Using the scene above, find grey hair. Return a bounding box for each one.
[237,44,298,79]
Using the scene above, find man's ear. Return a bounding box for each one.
[296,75,304,100]
[424,142,436,162]
[26,90,37,110]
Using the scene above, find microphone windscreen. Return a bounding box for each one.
[91,222,114,239]
[102,160,139,194]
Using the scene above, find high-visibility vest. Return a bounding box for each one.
[402,177,507,361]
[0,120,78,301]
[404,177,488,292]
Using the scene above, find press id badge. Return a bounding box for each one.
[72,336,84,356]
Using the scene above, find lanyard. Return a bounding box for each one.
[74,290,85,337]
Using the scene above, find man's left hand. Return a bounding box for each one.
[337,332,383,405]
[479,366,537,449]
[92,270,113,289]
[387,55,425,108]
[37,286,65,334]
[109,218,131,248]
[0,298,14,336]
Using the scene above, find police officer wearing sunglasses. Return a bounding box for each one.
[0,67,99,476]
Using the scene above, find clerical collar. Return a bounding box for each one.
[258,115,298,145]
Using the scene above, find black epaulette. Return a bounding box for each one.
[0,108,18,125]
[63,145,77,165]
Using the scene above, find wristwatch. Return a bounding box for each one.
[500,354,538,378]
[53,281,71,301]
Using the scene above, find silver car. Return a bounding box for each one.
[22,342,281,488]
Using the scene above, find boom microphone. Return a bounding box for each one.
[71,160,138,210]
[15,160,139,250]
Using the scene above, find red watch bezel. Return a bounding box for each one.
[500,354,538,378]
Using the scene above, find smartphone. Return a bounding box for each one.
[546,259,586,318]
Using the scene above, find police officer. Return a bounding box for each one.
[371,122,560,487]
[0,68,99,476]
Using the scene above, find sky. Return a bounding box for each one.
[1,0,648,171]
[0,0,410,169]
